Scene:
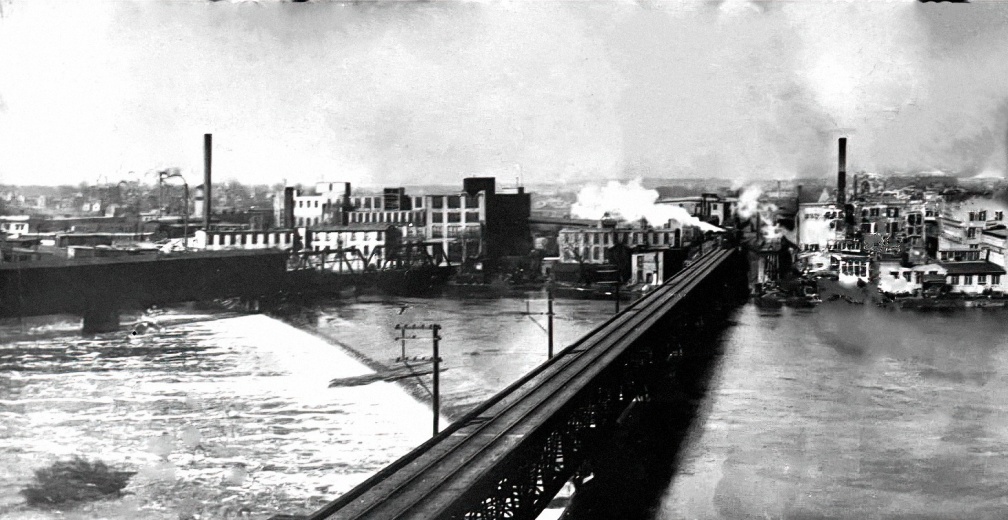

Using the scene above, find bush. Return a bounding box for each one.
[21,456,135,507]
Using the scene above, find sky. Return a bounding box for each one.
[1,0,1007,187]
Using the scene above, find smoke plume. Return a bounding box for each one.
[570,179,722,233]
[737,185,783,242]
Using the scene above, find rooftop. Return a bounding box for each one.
[938,261,1006,275]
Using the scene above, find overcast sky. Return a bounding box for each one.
[1,0,1007,187]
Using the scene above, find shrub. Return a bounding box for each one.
[21,456,135,507]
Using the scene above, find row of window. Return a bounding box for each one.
[314,231,384,242]
[298,217,321,227]
[430,195,480,210]
[209,232,292,247]
[561,230,681,247]
[950,274,1000,285]
[887,270,1002,286]
[939,250,983,262]
[350,211,420,224]
[297,199,326,209]
[431,211,481,224]
[352,196,426,210]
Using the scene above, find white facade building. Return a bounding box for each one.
[189,229,297,251]
[304,224,398,271]
[292,181,351,228]
[0,215,30,237]
[558,222,690,264]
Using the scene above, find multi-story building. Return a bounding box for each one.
[189,229,297,251]
[796,203,845,253]
[290,181,351,228]
[303,224,399,271]
[657,193,738,227]
[939,197,1008,251]
[557,220,692,264]
[347,188,426,240]
[424,177,531,265]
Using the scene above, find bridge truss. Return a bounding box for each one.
[302,245,748,520]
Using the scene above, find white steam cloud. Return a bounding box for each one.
[570,179,722,233]
[737,185,783,242]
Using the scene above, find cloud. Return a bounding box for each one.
[0,0,1007,186]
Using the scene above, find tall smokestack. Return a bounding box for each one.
[837,137,847,207]
[284,187,295,229]
[796,184,802,246]
[203,133,212,231]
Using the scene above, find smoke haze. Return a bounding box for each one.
[1,1,1007,185]
[570,179,722,232]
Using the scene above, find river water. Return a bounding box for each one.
[655,302,1008,520]
[0,294,613,519]
[3,296,1006,519]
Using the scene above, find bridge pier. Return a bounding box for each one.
[81,308,120,334]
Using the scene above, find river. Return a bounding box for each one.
[3,296,1007,519]
[0,294,614,519]
[652,302,1008,520]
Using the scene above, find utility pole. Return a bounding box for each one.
[394,323,442,437]
[522,290,556,360]
[547,287,554,359]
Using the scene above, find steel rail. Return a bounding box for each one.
[394,248,732,520]
[308,248,719,519]
[312,247,733,520]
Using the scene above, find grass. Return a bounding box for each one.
[20,456,135,507]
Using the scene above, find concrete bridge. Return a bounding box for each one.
[293,245,748,520]
[0,250,288,332]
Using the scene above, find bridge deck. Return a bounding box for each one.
[309,247,735,520]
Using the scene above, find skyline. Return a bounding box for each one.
[1,1,1007,187]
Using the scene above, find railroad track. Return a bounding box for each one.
[309,247,736,520]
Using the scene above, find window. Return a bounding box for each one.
[432,197,444,209]
[364,245,369,256]
[432,212,443,223]
[299,201,304,208]
[903,272,912,282]
[377,231,383,241]
[890,271,899,279]
[415,197,423,208]
[465,196,480,209]
[240,234,247,245]
[447,212,461,223]
[314,201,319,208]
[251,233,258,245]
[979,274,988,285]
[950,275,959,285]
[964,275,973,285]
[870,208,880,217]
[448,196,461,209]
[915,272,922,284]
[979,211,987,221]
[968,228,977,239]
[592,234,599,245]
[994,275,1001,285]
[465,211,480,223]
[997,211,1004,221]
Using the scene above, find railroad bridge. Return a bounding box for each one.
[296,245,748,520]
